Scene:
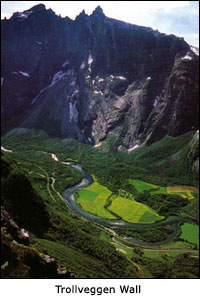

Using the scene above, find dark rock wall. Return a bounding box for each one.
[1,5,199,147]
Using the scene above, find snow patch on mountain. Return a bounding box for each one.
[70,80,76,87]
[116,76,126,80]
[88,54,93,65]
[80,62,86,70]
[181,52,193,60]
[153,97,158,108]
[50,71,66,86]
[15,10,33,19]
[62,60,70,67]
[190,46,199,56]
[94,90,103,95]
[19,71,30,77]
[69,102,78,122]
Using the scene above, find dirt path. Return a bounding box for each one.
[50,176,65,202]
[34,164,56,202]
[128,258,148,278]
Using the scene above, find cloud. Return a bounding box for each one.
[151,2,199,45]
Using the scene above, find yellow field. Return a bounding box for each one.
[107,195,164,223]
[166,185,198,200]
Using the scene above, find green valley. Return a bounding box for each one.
[1,128,199,278]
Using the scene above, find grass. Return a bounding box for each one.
[65,157,78,162]
[108,195,164,223]
[111,243,134,259]
[77,182,116,219]
[129,179,159,192]
[142,250,165,259]
[151,187,167,195]
[143,250,183,258]
[139,211,163,223]
[161,241,194,249]
[179,223,199,247]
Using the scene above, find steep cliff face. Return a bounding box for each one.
[1,5,199,147]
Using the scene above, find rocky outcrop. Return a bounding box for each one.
[1,153,76,278]
[188,130,199,174]
[1,5,199,147]
[1,206,75,278]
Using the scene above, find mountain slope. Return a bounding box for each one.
[1,4,199,147]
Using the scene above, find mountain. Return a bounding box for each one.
[1,4,199,148]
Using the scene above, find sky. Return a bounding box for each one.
[1,1,199,46]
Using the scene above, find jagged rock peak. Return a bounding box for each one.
[91,6,105,17]
[11,3,46,20]
[81,9,86,15]
[27,3,46,12]
[76,9,88,20]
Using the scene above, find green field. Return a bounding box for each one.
[161,223,199,250]
[179,223,199,246]
[129,179,167,195]
[108,195,164,223]
[143,250,183,258]
[151,187,167,195]
[161,241,194,249]
[77,182,116,219]
[129,179,159,192]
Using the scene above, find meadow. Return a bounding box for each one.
[107,195,164,223]
[179,223,199,246]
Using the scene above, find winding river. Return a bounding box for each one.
[63,162,197,246]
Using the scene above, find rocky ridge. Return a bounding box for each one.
[1,4,199,148]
